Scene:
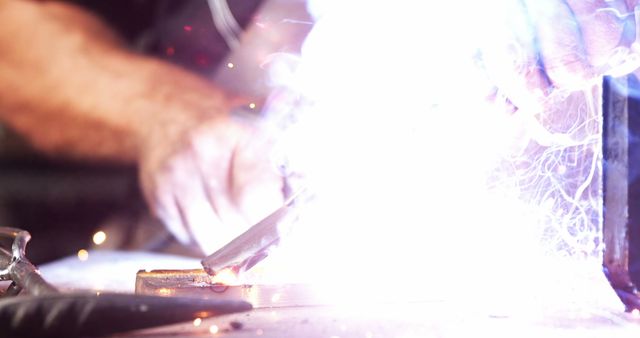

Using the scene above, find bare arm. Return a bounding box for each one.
[0,0,284,253]
[0,0,234,162]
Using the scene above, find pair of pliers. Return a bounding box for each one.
[0,227,252,337]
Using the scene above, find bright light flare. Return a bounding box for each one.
[209,324,219,334]
[254,0,626,317]
[157,288,173,296]
[210,267,238,285]
[77,249,89,261]
[193,318,202,327]
[92,231,107,245]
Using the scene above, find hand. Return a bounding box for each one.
[481,0,639,110]
[138,112,284,254]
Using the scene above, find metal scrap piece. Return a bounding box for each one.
[136,269,322,308]
[0,226,253,337]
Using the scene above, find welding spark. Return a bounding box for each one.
[92,231,107,245]
[209,267,238,285]
[77,249,89,262]
[193,318,203,327]
[209,324,219,334]
[157,288,173,296]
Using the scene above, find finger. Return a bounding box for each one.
[565,0,627,67]
[524,0,595,88]
[230,134,284,225]
[167,149,245,254]
[198,181,249,252]
[189,122,249,230]
[173,181,228,255]
[140,169,191,245]
[480,0,551,111]
[157,202,191,245]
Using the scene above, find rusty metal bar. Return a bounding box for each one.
[603,75,640,309]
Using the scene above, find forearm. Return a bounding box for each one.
[0,0,234,163]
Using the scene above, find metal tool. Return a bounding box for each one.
[0,226,252,337]
[201,189,309,276]
[603,75,640,312]
[0,227,57,296]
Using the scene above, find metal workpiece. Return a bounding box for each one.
[135,269,215,293]
[136,269,322,308]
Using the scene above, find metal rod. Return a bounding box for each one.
[201,189,309,275]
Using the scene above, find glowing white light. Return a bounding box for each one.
[255,0,624,316]
[210,267,238,285]
[209,325,219,334]
[193,318,202,327]
[632,309,640,318]
[227,62,235,69]
[77,249,89,261]
[157,288,173,296]
[92,231,107,245]
[249,102,256,109]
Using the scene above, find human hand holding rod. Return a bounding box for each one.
[201,188,309,276]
